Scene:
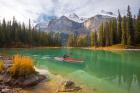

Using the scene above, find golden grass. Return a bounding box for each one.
[0,60,4,72]
[8,55,35,77]
[91,44,140,50]
[90,44,126,50]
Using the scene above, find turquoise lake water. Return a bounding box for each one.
[1,48,140,93]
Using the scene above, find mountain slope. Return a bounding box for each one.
[84,14,115,32]
[66,13,87,23]
[47,16,88,34]
[34,13,57,31]
[35,12,116,33]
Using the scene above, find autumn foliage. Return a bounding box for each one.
[8,55,35,77]
[0,60,4,72]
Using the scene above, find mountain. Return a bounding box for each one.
[84,14,115,32]
[84,10,116,32]
[35,11,116,33]
[47,16,88,34]
[66,13,87,23]
[35,13,87,32]
[34,11,116,46]
[34,13,57,31]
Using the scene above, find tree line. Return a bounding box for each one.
[0,17,61,47]
[67,33,90,47]
[90,6,140,47]
[0,5,139,48]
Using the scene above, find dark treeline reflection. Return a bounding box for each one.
[81,50,140,90]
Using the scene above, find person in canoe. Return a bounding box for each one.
[63,53,70,58]
[54,52,83,63]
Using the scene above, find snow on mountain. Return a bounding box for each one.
[47,15,88,34]
[35,11,116,32]
[66,13,87,23]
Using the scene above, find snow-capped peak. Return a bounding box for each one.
[66,13,87,23]
[69,13,79,19]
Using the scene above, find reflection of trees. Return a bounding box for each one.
[84,50,140,90]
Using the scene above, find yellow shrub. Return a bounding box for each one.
[0,60,4,72]
[8,55,35,77]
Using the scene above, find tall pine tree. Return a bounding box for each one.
[136,9,140,44]
[121,16,127,45]
[117,9,122,43]
[127,5,135,45]
[99,23,105,46]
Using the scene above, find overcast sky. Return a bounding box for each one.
[0,0,140,23]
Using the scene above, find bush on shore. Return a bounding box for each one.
[8,55,35,77]
[0,60,4,72]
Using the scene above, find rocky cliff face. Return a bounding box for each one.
[47,16,88,34]
[84,15,114,32]
[34,13,57,31]
[35,12,116,33]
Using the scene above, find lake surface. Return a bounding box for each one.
[1,48,140,93]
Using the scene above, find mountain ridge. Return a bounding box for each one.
[35,11,116,33]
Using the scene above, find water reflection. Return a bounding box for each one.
[84,50,140,91]
[1,48,140,93]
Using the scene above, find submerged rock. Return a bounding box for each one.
[57,80,81,92]
[64,80,75,89]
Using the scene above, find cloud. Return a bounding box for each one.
[0,0,139,24]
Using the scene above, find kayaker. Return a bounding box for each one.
[63,53,69,58]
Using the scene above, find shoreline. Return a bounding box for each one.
[23,67,92,93]
[82,47,140,51]
[1,44,140,51]
[0,55,86,93]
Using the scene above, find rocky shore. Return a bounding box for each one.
[0,55,84,93]
[0,55,46,93]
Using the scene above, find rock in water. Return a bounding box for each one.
[64,80,75,89]
[58,80,81,92]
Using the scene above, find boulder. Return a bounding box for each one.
[1,74,46,88]
[58,80,81,92]
[64,80,75,89]
[21,74,46,87]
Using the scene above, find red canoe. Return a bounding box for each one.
[54,57,83,63]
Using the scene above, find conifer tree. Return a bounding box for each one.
[136,9,140,43]
[112,19,117,44]
[99,23,104,46]
[121,16,127,45]
[94,31,98,47]
[109,20,113,45]
[127,5,135,45]
[90,32,94,46]
[104,22,110,46]
[117,9,122,43]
